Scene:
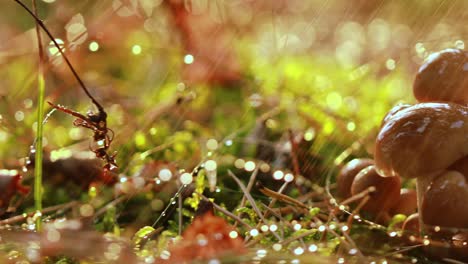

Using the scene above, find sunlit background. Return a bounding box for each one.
[0,0,466,262]
[1,0,466,160]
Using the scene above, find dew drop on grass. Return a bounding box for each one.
[47,39,65,57]
[454,40,465,49]
[89,41,99,52]
[244,161,256,171]
[158,169,173,181]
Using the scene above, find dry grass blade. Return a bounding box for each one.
[0,201,78,226]
[257,182,308,210]
[288,129,301,178]
[200,195,253,229]
[228,170,266,223]
[238,167,259,216]
[228,170,282,241]
[340,186,376,206]
[280,229,317,245]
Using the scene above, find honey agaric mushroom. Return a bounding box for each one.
[336,158,374,199]
[374,102,468,226]
[413,49,468,104]
[350,165,401,222]
[421,170,468,229]
[390,188,417,216]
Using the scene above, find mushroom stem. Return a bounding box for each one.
[415,172,442,233]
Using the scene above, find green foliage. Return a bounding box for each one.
[133,226,156,250]
[236,207,257,222]
[185,170,207,210]
[388,214,407,230]
[96,205,117,233]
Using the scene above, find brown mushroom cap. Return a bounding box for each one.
[421,170,468,228]
[350,165,401,214]
[375,102,468,179]
[449,156,468,175]
[390,188,417,216]
[413,49,468,104]
[336,158,374,199]
[380,104,412,126]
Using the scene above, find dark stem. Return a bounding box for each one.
[13,0,105,113]
[32,0,44,64]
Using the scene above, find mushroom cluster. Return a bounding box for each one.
[336,48,467,237]
[375,48,468,232]
[336,158,416,223]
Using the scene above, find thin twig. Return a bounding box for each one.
[440,258,466,264]
[281,229,317,245]
[341,229,365,259]
[346,196,370,231]
[228,170,266,223]
[152,185,185,227]
[0,201,78,226]
[260,203,288,223]
[93,195,128,220]
[178,188,183,236]
[261,181,289,220]
[261,203,309,247]
[237,168,259,215]
[228,170,282,241]
[257,182,308,209]
[200,195,252,229]
[340,186,376,206]
[234,168,259,229]
[288,129,301,178]
[383,244,424,257]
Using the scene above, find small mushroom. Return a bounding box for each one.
[421,170,468,229]
[390,188,417,216]
[336,158,374,199]
[452,232,468,261]
[375,102,468,228]
[350,165,401,222]
[375,103,468,179]
[413,48,468,104]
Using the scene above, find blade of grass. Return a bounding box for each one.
[257,182,308,209]
[32,0,44,231]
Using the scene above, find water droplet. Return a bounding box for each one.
[454,40,465,49]
[89,41,99,52]
[132,45,142,55]
[184,54,194,64]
